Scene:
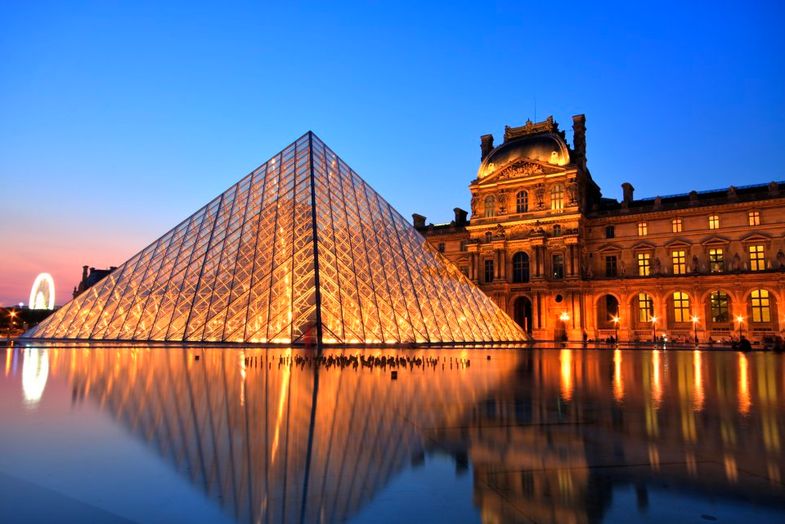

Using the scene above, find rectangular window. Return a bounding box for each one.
[710,291,729,323]
[672,218,682,233]
[751,290,771,323]
[638,293,653,323]
[484,259,494,283]
[552,254,564,279]
[709,215,720,230]
[749,245,766,271]
[637,253,651,276]
[709,248,724,272]
[672,291,691,323]
[605,255,618,277]
[637,222,648,236]
[671,250,687,275]
[605,226,615,239]
[748,211,760,226]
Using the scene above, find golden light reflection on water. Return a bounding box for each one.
[5,345,784,524]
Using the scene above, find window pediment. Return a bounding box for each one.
[741,233,771,244]
[665,239,691,249]
[700,236,730,247]
[632,241,656,252]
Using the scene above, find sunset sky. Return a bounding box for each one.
[1,0,783,306]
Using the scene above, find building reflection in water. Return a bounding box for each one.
[19,346,785,524]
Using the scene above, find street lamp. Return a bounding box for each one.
[611,316,620,345]
[735,315,744,341]
[559,312,570,341]
[691,316,699,346]
[7,310,16,339]
[651,316,658,345]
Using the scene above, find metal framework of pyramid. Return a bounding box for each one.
[22,132,527,345]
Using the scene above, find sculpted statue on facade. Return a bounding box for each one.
[497,191,508,215]
[777,248,785,269]
[619,260,626,277]
[535,183,546,209]
[732,252,741,271]
[470,195,478,216]
[566,180,578,204]
[691,255,700,273]
[653,257,661,275]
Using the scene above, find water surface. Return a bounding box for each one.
[1,346,783,523]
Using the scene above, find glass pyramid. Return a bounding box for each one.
[22,133,527,345]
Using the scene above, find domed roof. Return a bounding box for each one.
[478,132,571,179]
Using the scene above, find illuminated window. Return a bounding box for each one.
[512,252,530,283]
[637,253,651,276]
[516,191,529,213]
[637,222,648,236]
[749,245,765,271]
[553,224,562,237]
[484,196,496,218]
[550,185,564,210]
[748,211,760,226]
[672,292,690,323]
[605,226,615,239]
[709,248,724,272]
[708,215,720,230]
[672,218,682,233]
[750,289,771,323]
[438,242,445,253]
[638,293,654,323]
[672,250,687,275]
[552,254,564,279]
[484,259,494,283]
[710,291,729,323]
[605,255,617,277]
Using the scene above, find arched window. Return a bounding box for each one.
[512,252,530,283]
[550,184,564,210]
[637,293,654,323]
[710,291,729,323]
[516,191,529,213]
[484,195,496,218]
[552,224,562,237]
[672,292,690,323]
[750,289,771,323]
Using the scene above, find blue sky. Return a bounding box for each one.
[1,0,783,304]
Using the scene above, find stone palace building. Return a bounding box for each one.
[415,115,785,343]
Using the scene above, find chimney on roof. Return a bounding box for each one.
[453,208,468,226]
[622,183,634,206]
[480,134,494,161]
[571,114,587,169]
[412,213,427,229]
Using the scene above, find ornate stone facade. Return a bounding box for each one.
[416,115,785,343]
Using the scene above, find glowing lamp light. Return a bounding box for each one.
[559,312,570,322]
[651,316,658,324]
[691,316,699,324]
[611,316,620,324]
[735,315,744,323]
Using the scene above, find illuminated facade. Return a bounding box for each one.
[22,133,525,345]
[417,115,785,342]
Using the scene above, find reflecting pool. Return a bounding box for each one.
[1,346,784,523]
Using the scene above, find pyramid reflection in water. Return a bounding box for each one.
[61,347,521,524]
[22,133,526,345]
